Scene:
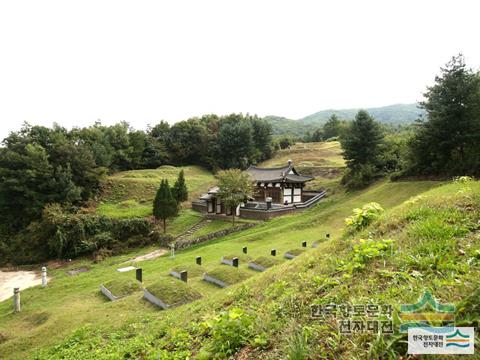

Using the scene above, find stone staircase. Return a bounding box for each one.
[175,218,211,243]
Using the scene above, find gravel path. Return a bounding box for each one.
[0,270,42,302]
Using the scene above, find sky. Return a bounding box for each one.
[0,0,479,140]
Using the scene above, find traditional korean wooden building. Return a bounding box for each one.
[246,160,314,204]
[192,160,317,218]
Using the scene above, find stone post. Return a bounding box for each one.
[232,257,239,268]
[180,270,188,282]
[136,268,143,283]
[242,246,247,254]
[13,288,20,313]
[196,256,202,265]
[302,241,307,248]
[271,249,276,256]
[41,266,47,287]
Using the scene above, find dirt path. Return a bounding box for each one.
[123,248,168,263]
[0,270,42,302]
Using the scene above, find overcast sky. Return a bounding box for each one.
[1,0,479,140]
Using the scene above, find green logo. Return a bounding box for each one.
[399,291,455,332]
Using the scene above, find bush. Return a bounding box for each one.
[200,308,254,359]
[345,202,384,232]
[7,204,154,264]
[341,164,377,190]
[150,231,174,247]
[337,238,393,274]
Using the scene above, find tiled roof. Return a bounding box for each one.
[246,162,314,183]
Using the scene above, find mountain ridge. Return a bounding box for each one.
[264,103,425,137]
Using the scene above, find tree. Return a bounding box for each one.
[340,110,384,189]
[216,169,253,225]
[153,179,178,233]
[409,54,480,175]
[323,114,341,139]
[171,169,188,203]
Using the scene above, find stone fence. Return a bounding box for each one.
[174,222,257,250]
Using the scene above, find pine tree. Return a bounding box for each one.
[340,110,384,189]
[409,54,480,175]
[153,179,178,233]
[171,169,188,203]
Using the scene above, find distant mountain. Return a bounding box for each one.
[265,103,425,137]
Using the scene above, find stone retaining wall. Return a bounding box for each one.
[100,284,119,301]
[175,223,257,251]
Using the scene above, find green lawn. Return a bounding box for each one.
[0,179,444,359]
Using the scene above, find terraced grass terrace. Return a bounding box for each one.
[0,179,445,359]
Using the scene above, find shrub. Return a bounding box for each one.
[345,202,384,232]
[150,231,174,247]
[200,308,254,359]
[337,238,393,274]
[341,163,377,190]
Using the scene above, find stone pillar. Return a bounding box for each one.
[271,249,276,256]
[180,271,188,282]
[232,257,239,268]
[302,241,307,248]
[242,246,247,254]
[13,288,20,313]
[196,256,202,265]
[41,267,47,287]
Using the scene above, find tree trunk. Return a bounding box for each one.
[163,218,166,233]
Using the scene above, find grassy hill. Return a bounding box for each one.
[4,142,476,359]
[0,177,447,359]
[95,165,215,218]
[265,103,424,137]
[92,165,223,237]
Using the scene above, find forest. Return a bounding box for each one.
[0,54,479,265]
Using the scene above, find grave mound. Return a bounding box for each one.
[101,278,142,300]
[170,265,204,278]
[145,277,201,309]
[204,266,251,287]
[249,256,282,271]
[284,248,306,259]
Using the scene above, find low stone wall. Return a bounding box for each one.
[248,262,267,272]
[203,274,228,288]
[100,284,119,301]
[192,201,207,212]
[143,288,170,309]
[175,223,257,251]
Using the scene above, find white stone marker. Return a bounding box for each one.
[13,288,20,313]
[41,266,47,287]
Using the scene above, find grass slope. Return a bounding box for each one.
[0,178,442,359]
[31,179,480,360]
[95,165,215,218]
